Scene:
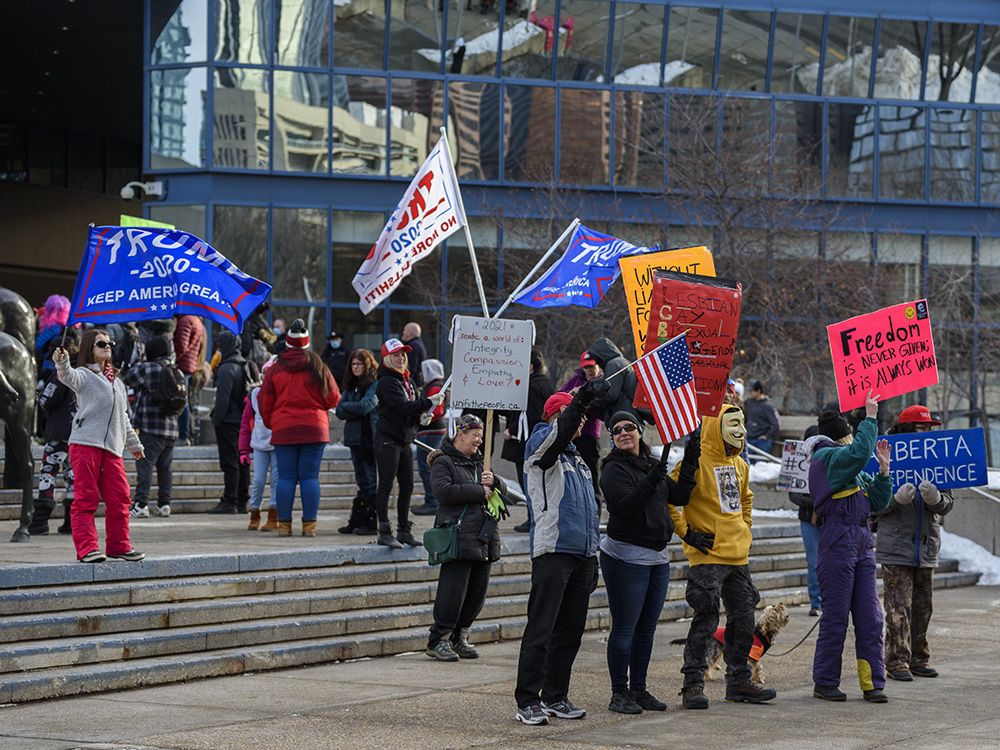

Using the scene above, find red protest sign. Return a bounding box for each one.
[827,299,938,410]
[636,270,743,418]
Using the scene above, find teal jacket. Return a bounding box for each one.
[810,418,892,519]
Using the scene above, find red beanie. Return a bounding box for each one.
[285,319,310,349]
[542,392,574,421]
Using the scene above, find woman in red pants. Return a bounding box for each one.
[53,329,145,563]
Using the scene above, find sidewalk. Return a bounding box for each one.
[2,583,998,750]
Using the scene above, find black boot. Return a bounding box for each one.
[353,495,378,535]
[680,684,709,709]
[378,522,403,549]
[338,493,363,534]
[28,497,55,535]
[396,521,422,547]
[57,499,72,535]
[726,680,777,704]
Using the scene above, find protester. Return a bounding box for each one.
[875,404,954,682]
[809,392,892,703]
[373,338,443,548]
[599,412,699,714]
[586,337,644,424]
[207,331,250,514]
[124,336,183,518]
[559,351,604,501]
[173,313,205,444]
[270,318,287,352]
[514,381,607,726]
[52,331,145,563]
[744,380,781,461]
[335,348,379,535]
[789,423,822,616]
[402,322,428,386]
[669,404,776,708]
[321,330,348,385]
[425,414,507,662]
[27,328,78,536]
[258,320,340,536]
[34,294,71,374]
[412,359,448,516]
[240,358,279,532]
[723,378,743,409]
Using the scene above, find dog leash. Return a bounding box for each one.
[770,616,822,657]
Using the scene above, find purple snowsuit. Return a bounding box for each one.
[809,418,892,691]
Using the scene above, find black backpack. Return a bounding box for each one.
[152,359,188,416]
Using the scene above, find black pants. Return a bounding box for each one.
[134,433,175,507]
[428,559,492,647]
[515,553,599,707]
[216,423,249,509]
[375,437,413,526]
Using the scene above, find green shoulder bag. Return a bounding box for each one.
[423,506,467,566]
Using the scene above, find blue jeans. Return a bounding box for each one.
[800,520,822,609]
[415,432,444,506]
[349,446,377,498]
[249,448,278,511]
[600,551,671,693]
[273,443,325,522]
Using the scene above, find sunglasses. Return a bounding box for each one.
[611,423,638,436]
[94,341,112,349]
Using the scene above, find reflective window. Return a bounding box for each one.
[667,94,718,191]
[273,71,329,173]
[389,78,444,178]
[559,89,609,185]
[151,0,208,64]
[875,233,922,308]
[666,6,717,89]
[774,100,822,195]
[504,85,556,182]
[923,23,977,102]
[982,111,1000,203]
[150,68,207,169]
[928,236,974,322]
[721,98,770,194]
[269,306,326,347]
[332,75,387,176]
[499,1,557,80]
[389,0,446,72]
[334,2,386,69]
[148,205,206,238]
[717,10,770,92]
[215,0,273,65]
[69,134,104,193]
[442,218,499,307]
[272,208,327,299]
[770,13,824,94]
[929,107,975,202]
[975,27,1000,104]
[448,81,502,181]
[874,19,928,100]
[980,238,1000,322]
[610,3,664,85]
[332,210,386,303]
[213,205,268,282]
[444,0,508,76]
[878,105,925,200]
[214,68,270,170]
[555,1,608,82]
[614,91,664,188]
[331,306,389,355]
[819,16,876,97]
[827,102,873,198]
[276,0,329,68]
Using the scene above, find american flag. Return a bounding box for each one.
[633,333,700,444]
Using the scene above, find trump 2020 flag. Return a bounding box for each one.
[353,138,466,314]
[633,332,700,444]
[513,224,653,309]
[68,226,271,334]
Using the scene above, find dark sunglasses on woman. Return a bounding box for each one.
[94,341,112,349]
[610,423,638,436]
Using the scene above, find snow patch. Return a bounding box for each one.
[987,468,1000,491]
[940,530,1000,585]
[614,60,695,86]
[753,508,799,520]
[749,461,781,484]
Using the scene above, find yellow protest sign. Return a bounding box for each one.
[119,215,175,229]
[618,246,716,357]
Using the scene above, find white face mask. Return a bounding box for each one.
[721,411,746,451]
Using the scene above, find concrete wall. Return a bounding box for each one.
[944,488,1000,556]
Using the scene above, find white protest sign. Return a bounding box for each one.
[449,315,532,411]
[777,439,811,493]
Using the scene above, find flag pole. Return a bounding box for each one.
[603,331,689,382]
[440,127,489,318]
[492,217,581,319]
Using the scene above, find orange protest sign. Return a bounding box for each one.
[619,246,716,357]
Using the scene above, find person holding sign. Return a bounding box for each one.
[874,405,954,682]
[809,392,892,703]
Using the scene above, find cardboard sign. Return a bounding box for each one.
[777,439,812,493]
[619,246,717,357]
[449,315,532,411]
[827,300,938,411]
[863,427,988,492]
[637,271,742,418]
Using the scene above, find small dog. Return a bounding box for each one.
[705,603,789,684]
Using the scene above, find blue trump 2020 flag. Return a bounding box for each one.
[513,224,654,309]
[68,226,271,334]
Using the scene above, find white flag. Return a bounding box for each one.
[352,138,467,314]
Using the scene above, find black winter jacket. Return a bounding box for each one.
[600,448,695,551]
[38,373,76,443]
[429,441,507,562]
[587,337,643,423]
[211,332,247,427]
[375,365,431,444]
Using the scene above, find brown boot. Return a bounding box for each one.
[278,520,293,536]
[302,520,317,537]
[259,507,278,532]
[247,509,261,530]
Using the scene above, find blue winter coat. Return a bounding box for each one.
[335,381,377,448]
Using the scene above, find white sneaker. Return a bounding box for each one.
[129,504,150,518]
[153,505,171,517]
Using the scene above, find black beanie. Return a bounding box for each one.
[817,410,851,441]
[145,336,172,361]
[608,411,642,432]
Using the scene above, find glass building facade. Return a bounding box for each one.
[144,0,1000,432]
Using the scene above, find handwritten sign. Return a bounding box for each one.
[449,315,532,411]
[827,300,938,411]
[777,439,812,492]
[619,246,717,357]
[636,270,742,418]
[863,427,987,492]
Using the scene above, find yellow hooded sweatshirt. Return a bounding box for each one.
[669,403,753,566]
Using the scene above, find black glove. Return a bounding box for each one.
[646,455,670,485]
[682,429,701,466]
[578,378,611,404]
[683,529,715,554]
